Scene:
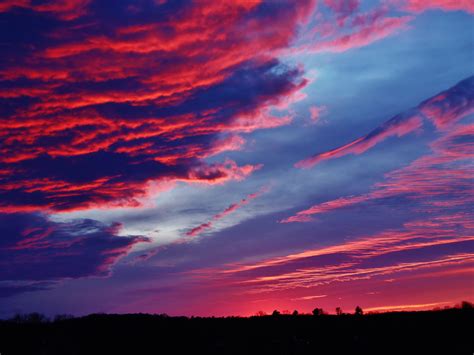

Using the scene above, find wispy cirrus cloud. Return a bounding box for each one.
[187,215,474,295]
[216,76,473,297]
[187,186,270,237]
[295,76,474,169]
[306,15,412,53]
[323,0,360,25]
[291,0,473,57]
[289,4,412,55]
[287,125,473,224]
[295,113,423,169]
[403,0,474,14]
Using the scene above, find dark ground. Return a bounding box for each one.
[0,308,473,355]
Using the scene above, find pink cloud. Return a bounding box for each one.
[309,105,327,124]
[286,78,474,228]
[307,16,412,53]
[419,79,474,130]
[283,4,410,57]
[286,120,473,223]
[193,211,474,294]
[404,0,474,14]
[296,76,473,169]
[296,114,423,168]
[280,194,369,223]
[186,186,270,237]
[324,0,360,25]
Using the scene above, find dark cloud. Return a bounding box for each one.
[0,213,148,295]
[0,281,53,298]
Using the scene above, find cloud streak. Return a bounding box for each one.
[403,0,474,14]
[286,118,473,223]
[289,4,412,55]
[306,15,411,53]
[187,186,270,237]
[295,76,474,169]
[186,77,474,299]
[203,217,474,294]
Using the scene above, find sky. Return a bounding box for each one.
[0,0,473,317]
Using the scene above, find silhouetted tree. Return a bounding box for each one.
[461,300,473,309]
[10,313,23,323]
[272,310,281,317]
[54,314,74,322]
[11,313,48,323]
[0,309,472,355]
[355,306,363,316]
[312,308,324,316]
[255,311,267,317]
[335,307,342,315]
[292,310,299,316]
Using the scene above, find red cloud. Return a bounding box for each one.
[0,0,91,20]
[0,1,314,213]
[0,159,260,214]
[0,1,29,12]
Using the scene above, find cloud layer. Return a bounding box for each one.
[0,0,314,213]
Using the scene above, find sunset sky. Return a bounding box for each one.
[0,0,473,317]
